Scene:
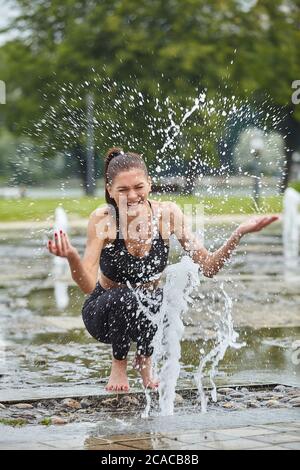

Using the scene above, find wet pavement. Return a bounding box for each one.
[0,220,299,449]
[1,222,299,393]
[1,384,300,426]
[0,406,299,450]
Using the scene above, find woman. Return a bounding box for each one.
[47,147,278,391]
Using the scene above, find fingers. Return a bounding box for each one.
[254,215,279,232]
[54,231,61,253]
[60,230,67,253]
[47,239,57,255]
[264,217,276,227]
[47,231,68,257]
[256,217,269,230]
[261,215,279,227]
[64,232,71,249]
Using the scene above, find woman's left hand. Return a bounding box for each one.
[236,215,279,237]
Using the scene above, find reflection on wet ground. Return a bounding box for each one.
[1,405,300,449]
[0,222,299,394]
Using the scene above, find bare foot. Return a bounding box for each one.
[133,355,159,390]
[105,358,129,392]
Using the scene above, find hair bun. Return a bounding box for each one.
[106,147,124,160]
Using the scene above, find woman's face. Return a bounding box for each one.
[107,168,152,213]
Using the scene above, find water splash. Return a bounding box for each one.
[27,77,286,202]
[15,76,287,417]
[283,188,300,272]
[159,94,204,154]
[130,256,200,417]
[133,256,246,417]
[141,388,152,419]
[52,206,70,310]
[156,256,200,416]
[194,282,246,413]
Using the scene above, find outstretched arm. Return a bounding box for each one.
[169,202,279,277]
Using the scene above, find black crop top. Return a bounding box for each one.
[100,200,169,285]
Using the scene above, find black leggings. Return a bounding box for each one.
[82,282,163,360]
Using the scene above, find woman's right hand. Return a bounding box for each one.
[47,230,79,260]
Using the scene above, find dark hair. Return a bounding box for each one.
[104,147,149,208]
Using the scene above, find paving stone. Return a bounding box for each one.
[250,433,300,445]
[0,442,56,450]
[255,423,300,434]
[178,432,238,444]
[255,446,290,450]
[119,437,189,450]
[87,443,137,450]
[216,426,278,438]
[106,433,161,443]
[41,439,85,450]
[180,443,213,450]
[204,438,269,450]
[280,442,300,450]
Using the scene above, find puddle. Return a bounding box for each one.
[0,223,299,396]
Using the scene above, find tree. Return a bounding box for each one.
[0,0,299,189]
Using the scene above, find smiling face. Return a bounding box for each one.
[107,168,152,214]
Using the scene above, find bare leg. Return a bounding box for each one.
[105,357,129,392]
[133,355,159,389]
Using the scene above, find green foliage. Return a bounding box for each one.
[0,129,17,177]
[40,417,52,426]
[0,0,299,178]
[0,418,28,427]
[0,129,69,184]
[289,181,300,193]
[0,195,282,222]
[0,197,104,221]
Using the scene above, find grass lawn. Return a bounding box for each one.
[0,195,283,222]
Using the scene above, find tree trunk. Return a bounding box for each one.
[72,143,88,195]
[280,107,300,193]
